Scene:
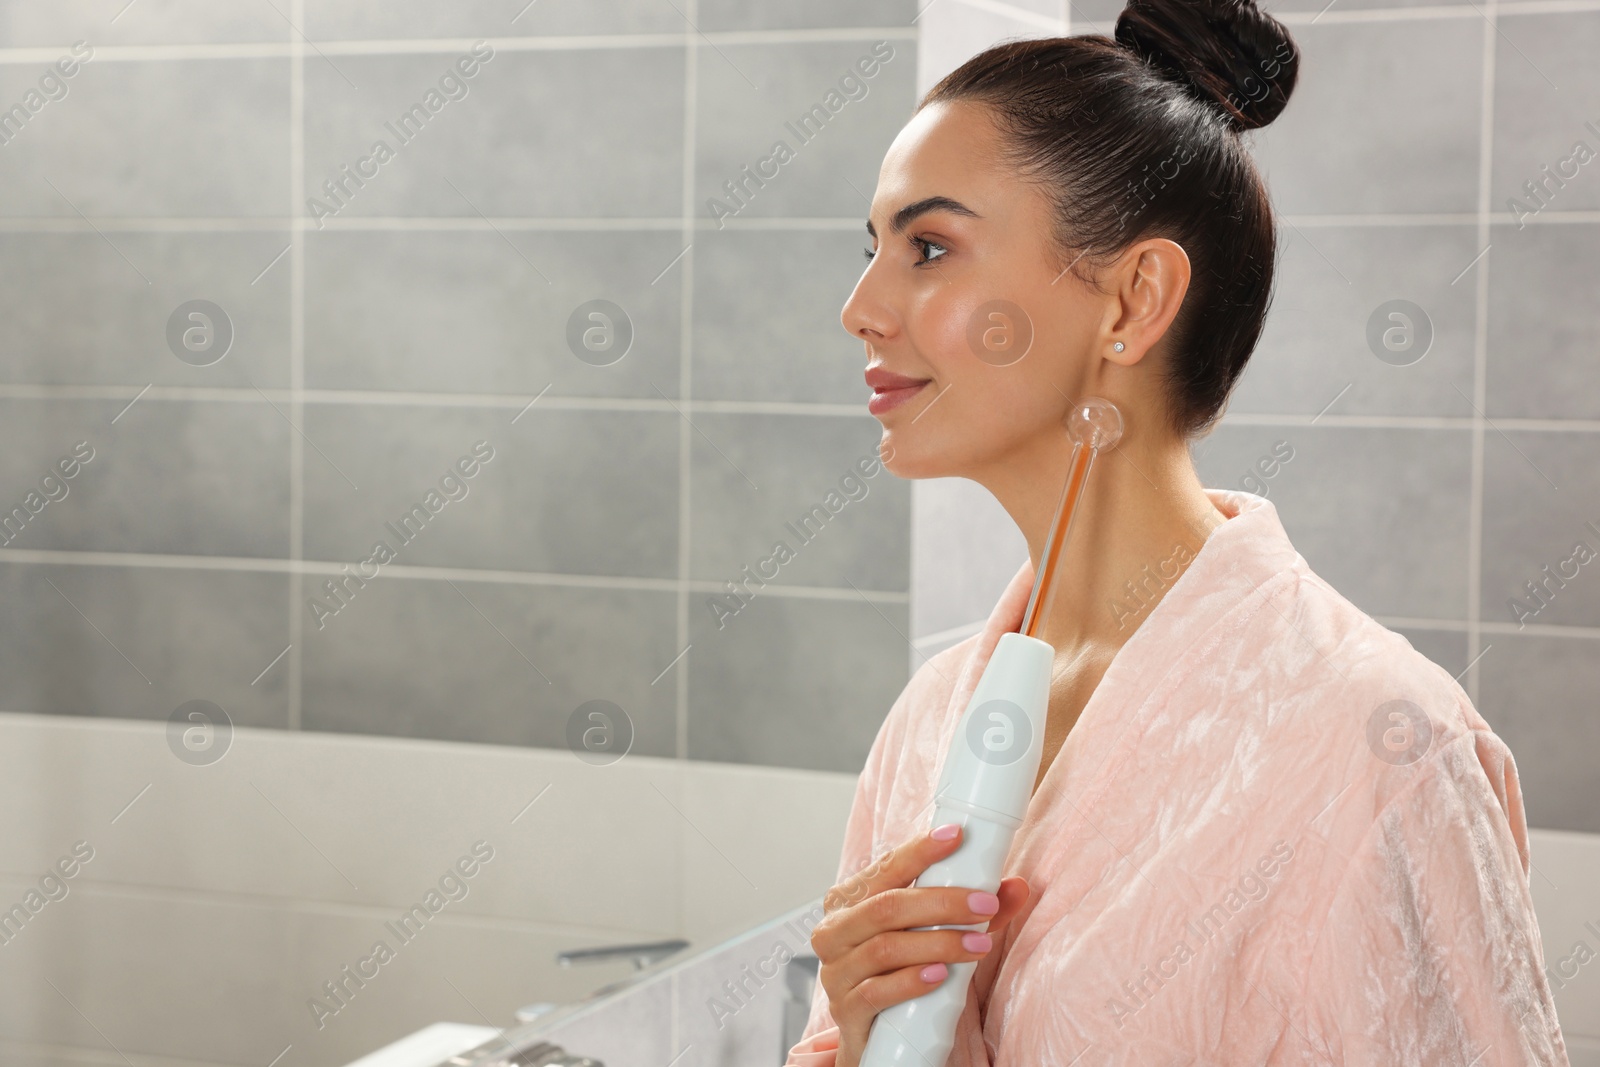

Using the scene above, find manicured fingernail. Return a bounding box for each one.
[930,823,959,841]
[968,891,999,915]
[920,963,947,983]
[962,932,992,952]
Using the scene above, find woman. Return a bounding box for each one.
[786,0,1570,1063]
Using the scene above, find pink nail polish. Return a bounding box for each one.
[920,963,947,983]
[962,932,992,953]
[930,823,959,841]
[968,891,999,915]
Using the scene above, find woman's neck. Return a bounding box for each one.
[976,427,1227,652]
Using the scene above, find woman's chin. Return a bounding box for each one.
[875,438,948,480]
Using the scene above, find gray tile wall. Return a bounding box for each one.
[1,1,1596,1064]
[1199,2,1600,837]
[912,0,1600,839]
[0,2,918,777]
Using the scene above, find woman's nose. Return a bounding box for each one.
[841,275,895,345]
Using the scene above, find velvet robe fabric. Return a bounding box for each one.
[787,488,1568,1066]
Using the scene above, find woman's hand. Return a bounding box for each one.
[809,824,1031,1067]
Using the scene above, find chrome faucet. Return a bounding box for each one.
[556,939,688,972]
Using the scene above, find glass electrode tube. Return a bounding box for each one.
[1021,396,1125,640]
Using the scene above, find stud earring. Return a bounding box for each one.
[1112,341,1125,352]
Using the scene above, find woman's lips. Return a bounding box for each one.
[868,381,929,416]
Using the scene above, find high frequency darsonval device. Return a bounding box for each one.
[858,396,1124,1067]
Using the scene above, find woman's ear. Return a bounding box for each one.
[1102,237,1191,367]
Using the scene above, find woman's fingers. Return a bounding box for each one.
[985,875,1032,938]
[822,822,963,916]
[836,956,968,1041]
[826,876,1029,1008]
[814,881,1000,962]
[825,959,947,1067]
[826,923,998,1001]
[810,826,1034,1067]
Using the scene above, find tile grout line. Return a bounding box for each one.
[0,546,913,595]
[10,385,1600,431]
[673,0,700,1048]
[1,210,1597,233]
[14,543,1600,631]
[0,385,880,417]
[0,0,1586,64]
[0,26,921,64]
[676,5,699,771]
[288,0,305,732]
[1466,0,1499,706]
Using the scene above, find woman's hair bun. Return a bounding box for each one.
[1113,0,1299,131]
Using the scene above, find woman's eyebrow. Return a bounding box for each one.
[865,195,982,239]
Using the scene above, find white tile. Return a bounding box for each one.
[911,476,1025,642]
[678,760,856,943]
[1528,829,1600,1040]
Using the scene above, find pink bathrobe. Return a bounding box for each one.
[787,488,1569,1066]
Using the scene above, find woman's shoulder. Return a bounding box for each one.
[1256,557,1527,861]
[1280,556,1488,745]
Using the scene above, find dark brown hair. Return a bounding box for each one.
[920,0,1300,437]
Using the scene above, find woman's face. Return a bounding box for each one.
[841,99,1123,480]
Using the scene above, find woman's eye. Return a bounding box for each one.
[860,238,947,265]
[913,237,947,265]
